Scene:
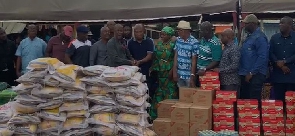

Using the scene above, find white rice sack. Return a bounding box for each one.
[86,113,116,126]
[37,108,66,122]
[12,102,39,114]
[117,124,146,136]
[31,87,63,99]
[54,91,85,102]
[116,94,149,107]
[42,76,61,87]
[86,86,114,94]
[0,102,14,123]
[11,124,37,135]
[67,110,90,118]
[60,128,92,136]
[92,124,119,136]
[81,76,141,87]
[27,57,64,72]
[51,65,81,83]
[82,65,109,76]
[118,102,150,114]
[12,83,42,95]
[144,128,157,136]
[0,127,14,136]
[8,114,41,124]
[116,113,150,127]
[14,95,46,105]
[37,120,62,134]
[89,105,117,114]
[37,100,62,110]
[16,70,48,84]
[62,117,88,131]
[101,66,139,82]
[86,94,116,106]
[59,77,86,91]
[114,83,148,97]
[59,101,88,112]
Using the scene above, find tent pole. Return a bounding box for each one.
[236,0,242,44]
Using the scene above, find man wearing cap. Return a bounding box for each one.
[270,16,295,102]
[45,26,73,63]
[239,14,269,100]
[197,21,222,76]
[65,25,92,67]
[173,21,199,87]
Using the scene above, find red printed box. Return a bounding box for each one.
[262,119,284,130]
[239,118,260,129]
[261,100,283,113]
[213,101,234,109]
[239,109,260,119]
[285,91,295,103]
[199,71,219,82]
[262,110,284,120]
[200,80,220,91]
[285,119,294,136]
[213,117,235,131]
[237,99,258,111]
[286,102,295,120]
[213,108,234,118]
[215,91,237,102]
[213,101,234,118]
[264,129,285,136]
[239,127,260,136]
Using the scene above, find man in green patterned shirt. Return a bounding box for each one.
[197,21,222,76]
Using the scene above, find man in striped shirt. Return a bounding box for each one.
[173,21,199,87]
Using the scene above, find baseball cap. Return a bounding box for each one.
[242,14,259,23]
[63,26,73,38]
[76,26,89,33]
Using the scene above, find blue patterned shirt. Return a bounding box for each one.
[174,35,199,79]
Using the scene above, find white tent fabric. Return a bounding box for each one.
[0,22,26,34]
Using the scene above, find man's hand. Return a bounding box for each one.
[189,76,196,88]
[281,66,290,74]
[16,71,21,77]
[197,69,206,76]
[245,74,253,82]
[135,60,142,66]
[276,60,285,68]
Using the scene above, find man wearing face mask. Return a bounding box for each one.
[239,14,269,100]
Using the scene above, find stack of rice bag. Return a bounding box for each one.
[0,102,14,135]
[81,66,156,136]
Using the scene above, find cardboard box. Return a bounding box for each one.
[189,105,212,123]
[213,107,234,118]
[200,81,220,91]
[238,109,260,119]
[199,71,219,82]
[263,129,285,136]
[262,110,284,120]
[261,100,283,112]
[239,127,260,136]
[213,117,235,131]
[285,91,295,103]
[213,101,234,110]
[262,119,284,130]
[189,122,212,136]
[286,103,295,120]
[157,99,178,118]
[179,87,198,103]
[153,118,171,136]
[237,99,258,111]
[285,120,294,136]
[170,122,189,136]
[170,102,192,123]
[192,90,215,106]
[239,119,260,130]
[215,91,237,102]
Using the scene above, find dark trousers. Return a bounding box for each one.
[0,69,16,86]
[273,83,295,102]
[240,73,266,100]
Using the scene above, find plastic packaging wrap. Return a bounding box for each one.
[92,124,119,136]
[12,84,42,95]
[60,128,92,136]
[67,110,90,118]
[117,124,146,136]
[113,83,147,97]
[0,127,14,136]
[101,66,138,82]
[86,86,114,94]
[15,70,48,84]
[14,95,46,105]
[31,87,63,99]
[54,91,85,101]
[0,102,14,123]
[59,101,88,112]
[59,77,86,91]
[37,100,62,110]
[12,124,37,136]
[89,105,117,114]
[37,108,66,122]
[116,94,149,107]
[116,113,150,127]
[62,117,88,131]
[86,94,116,106]
[12,102,39,114]
[117,103,150,114]
[51,65,81,82]
[27,58,64,72]
[82,65,109,76]
[80,76,141,87]
[8,114,41,124]
[86,113,116,126]
[37,120,62,134]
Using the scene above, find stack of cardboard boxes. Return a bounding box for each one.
[285,91,295,135]
[213,91,236,131]
[237,99,260,135]
[262,100,285,136]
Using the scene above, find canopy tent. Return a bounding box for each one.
[241,0,295,13]
[0,0,236,22]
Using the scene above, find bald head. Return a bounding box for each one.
[114,24,123,39]
[280,16,293,33]
[100,26,110,40]
[134,24,145,41]
[100,26,109,33]
[27,24,37,39]
[106,21,116,33]
[200,21,213,39]
[221,28,235,45]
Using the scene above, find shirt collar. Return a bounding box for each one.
[226,41,235,47]
[132,35,147,41]
[178,35,193,42]
[280,31,293,38]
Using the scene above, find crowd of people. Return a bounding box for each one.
[0,14,294,120]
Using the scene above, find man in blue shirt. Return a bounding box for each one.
[173,21,199,87]
[239,14,269,100]
[270,16,295,101]
[15,24,47,76]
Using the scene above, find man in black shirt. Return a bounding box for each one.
[0,28,17,86]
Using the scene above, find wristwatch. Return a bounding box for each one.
[249,72,253,75]
[202,68,207,71]
[190,73,195,76]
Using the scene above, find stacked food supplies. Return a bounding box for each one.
[81,66,156,136]
[0,102,14,135]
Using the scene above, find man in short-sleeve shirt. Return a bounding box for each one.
[65,26,91,67]
[15,24,47,76]
[197,21,222,76]
[173,21,199,87]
